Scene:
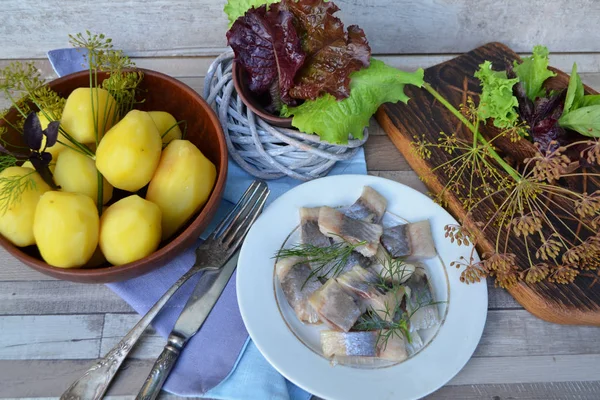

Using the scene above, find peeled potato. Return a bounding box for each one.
[95,110,162,192]
[146,140,216,240]
[0,167,51,247]
[148,111,183,145]
[54,148,113,205]
[33,191,99,268]
[61,87,117,144]
[99,195,162,265]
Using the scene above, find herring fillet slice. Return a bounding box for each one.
[380,224,412,257]
[380,220,437,259]
[405,329,424,356]
[344,186,388,223]
[407,220,437,258]
[318,206,383,257]
[321,330,378,358]
[378,332,409,362]
[300,207,331,248]
[276,256,322,324]
[336,264,383,301]
[368,245,415,284]
[309,279,362,332]
[362,285,407,322]
[318,251,372,281]
[406,270,440,331]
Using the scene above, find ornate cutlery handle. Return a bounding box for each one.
[60,269,199,400]
[135,334,185,400]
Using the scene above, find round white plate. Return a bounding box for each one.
[237,175,488,400]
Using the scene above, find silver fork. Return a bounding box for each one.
[60,180,269,400]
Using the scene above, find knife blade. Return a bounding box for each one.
[135,250,240,400]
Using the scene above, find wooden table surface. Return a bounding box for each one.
[1,55,600,400]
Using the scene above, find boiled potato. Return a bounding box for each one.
[54,148,113,205]
[148,111,183,145]
[0,167,51,246]
[38,110,68,161]
[146,140,216,240]
[33,191,99,268]
[61,87,117,144]
[95,110,162,192]
[99,195,161,265]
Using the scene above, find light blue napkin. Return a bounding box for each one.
[48,48,367,399]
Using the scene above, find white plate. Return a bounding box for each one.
[237,175,488,400]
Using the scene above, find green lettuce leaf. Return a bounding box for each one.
[558,105,600,137]
[563,63,584,114]
[513,45,556,102]
[281,59,424,144]
[579,94,600,108]
[474,61,520,128]
[224,0,279,27]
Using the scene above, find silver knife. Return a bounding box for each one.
[135,250,241,400]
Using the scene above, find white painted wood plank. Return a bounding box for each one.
[474,310,600,357]
[1,358,600,398]
[0,315,102,360]
[3,0,600,58]
[0,281,133,315]
[426,381,600,400]
[450,354,600,386]
[101,314,164,360]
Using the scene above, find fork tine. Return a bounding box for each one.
[223,185,269,249]
[208,180,263,240]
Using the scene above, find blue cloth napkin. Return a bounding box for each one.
[48,48,368,399]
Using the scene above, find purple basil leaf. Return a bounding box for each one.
[23,112,44,151]
[29,152,57,189]
[226,4,305,105]
[44,121,60,148]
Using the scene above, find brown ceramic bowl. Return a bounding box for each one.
[0,68,228,283]
[232,61,294,128]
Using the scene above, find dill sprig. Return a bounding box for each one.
[413,81,600,287]
[275,237,367,285]
[0,170,36,215]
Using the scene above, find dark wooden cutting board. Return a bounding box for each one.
[376,42,600,326]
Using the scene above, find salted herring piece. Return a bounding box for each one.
[318,251,373,281]
[276,256,323,324]
[336,264,383,301]
[318,206,383,257]
[378,331,409,362]
[368,245,415,284]
[300,207,331,248]
[404,329,424,356]
[381,220,437,259]
[405,270,440,331]
[321,330,378,358]
[406,220,437,258]
[362,285,408,322]
[380,223,412,258]
[344,186,388,224]
[309,279,362,332]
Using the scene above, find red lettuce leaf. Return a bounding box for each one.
[283,0,371,101]
[226,4,305,105]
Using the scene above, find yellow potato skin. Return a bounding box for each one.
[95,110,162,192]
[99,195,162,266]
[61,87,117,144]
[0,167,51,247]
[146,140,216,240]
[148,111,183,145]
[53,148,113,205]
[33,191,99,268]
